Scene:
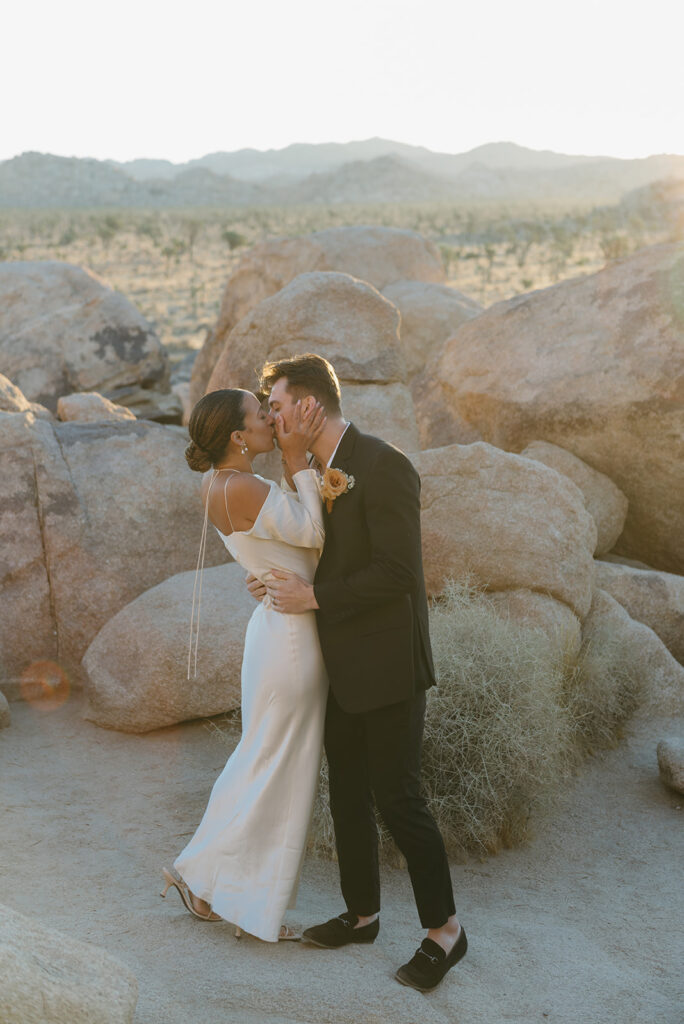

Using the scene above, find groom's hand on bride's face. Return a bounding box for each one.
[266,569,319,613]
[245,572,267,602]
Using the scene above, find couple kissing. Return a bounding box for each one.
[161,352,466,993]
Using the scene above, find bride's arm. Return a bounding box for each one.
[224,471,323,549]
[280,453,296,493]
[252,470,324,551]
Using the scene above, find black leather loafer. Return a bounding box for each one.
[395,926,467,992]
[302,911,379,948]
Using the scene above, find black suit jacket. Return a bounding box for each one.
[313,423,436,714]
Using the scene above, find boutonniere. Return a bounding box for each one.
[318,467,355,512]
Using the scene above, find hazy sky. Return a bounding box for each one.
[3,0,682,163]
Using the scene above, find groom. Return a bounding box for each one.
[251,352,466,991]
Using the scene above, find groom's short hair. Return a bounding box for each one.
[259,353,342,414]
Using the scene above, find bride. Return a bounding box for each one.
[161,386,329,941]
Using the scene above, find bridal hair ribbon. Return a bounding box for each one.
[187,468,220,680]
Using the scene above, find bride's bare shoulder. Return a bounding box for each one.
[201,470,270,497]
[227,472,271,501]
[207,471,272,532]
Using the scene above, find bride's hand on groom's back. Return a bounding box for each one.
[245,572,267,602]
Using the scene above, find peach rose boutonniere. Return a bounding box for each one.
[318,466,355,513]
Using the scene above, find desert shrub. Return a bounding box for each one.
[161,237,187,271]
[307,579,575,862]
[419,580,575,857]
[221,229,247,250]
[136,217,162,246]
[308,756,337,860]
[207,577,644,864]
[439,244,461,276]
[307,578,642,863]
[563,617,642,755]
[599,233,630,261]
[183,216,203,260]
[58,224,77,246]
[94,213,121,248]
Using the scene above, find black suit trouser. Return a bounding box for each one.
[324,686,456,928]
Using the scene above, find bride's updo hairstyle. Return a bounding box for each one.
[185,389,246,472]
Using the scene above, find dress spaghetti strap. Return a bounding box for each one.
[187,469,240,680]
[223,474,237,534]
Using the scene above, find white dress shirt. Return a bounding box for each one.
[326,422,350,468]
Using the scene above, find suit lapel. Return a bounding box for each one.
[321,422,359,523]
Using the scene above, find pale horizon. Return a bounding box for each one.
[4,0,682,165]
[5,136,684,167]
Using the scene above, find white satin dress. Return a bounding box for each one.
[174,469,328,941]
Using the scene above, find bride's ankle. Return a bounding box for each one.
[190,891,210,913]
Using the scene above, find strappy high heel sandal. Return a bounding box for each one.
[160,868,222,922]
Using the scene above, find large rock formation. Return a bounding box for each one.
[486,589,582,660]
[0,261,169,412]
[415,243,684,574]
[99,382,184,423]
[581,589,684,716]
[0,690,9,728]
[191,225,446,403]
[0,412,56,688]
[339,382,420,453]
[521,441,628,555]
[381,279,482,379]
[0,902,138,1024]
[657,738,684,794]
[0,410,226,691]
[57,391,137,423]
[409,443,597,619]
[595,560,684,664]
[83,564,250,732]
[0,372,52,418]
[207,271,421,453]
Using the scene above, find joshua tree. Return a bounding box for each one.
[221,228,247,251]
[599,233,629,262]
[95,213,121,250]
[183,217,203,262]
[549,223,575,280]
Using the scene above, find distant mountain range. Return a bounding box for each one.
[109,140,607,183]
[2,139,684,208]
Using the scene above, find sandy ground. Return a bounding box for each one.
[1,695,682,1024]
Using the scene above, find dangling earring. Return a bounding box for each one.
[240,441,248,456]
